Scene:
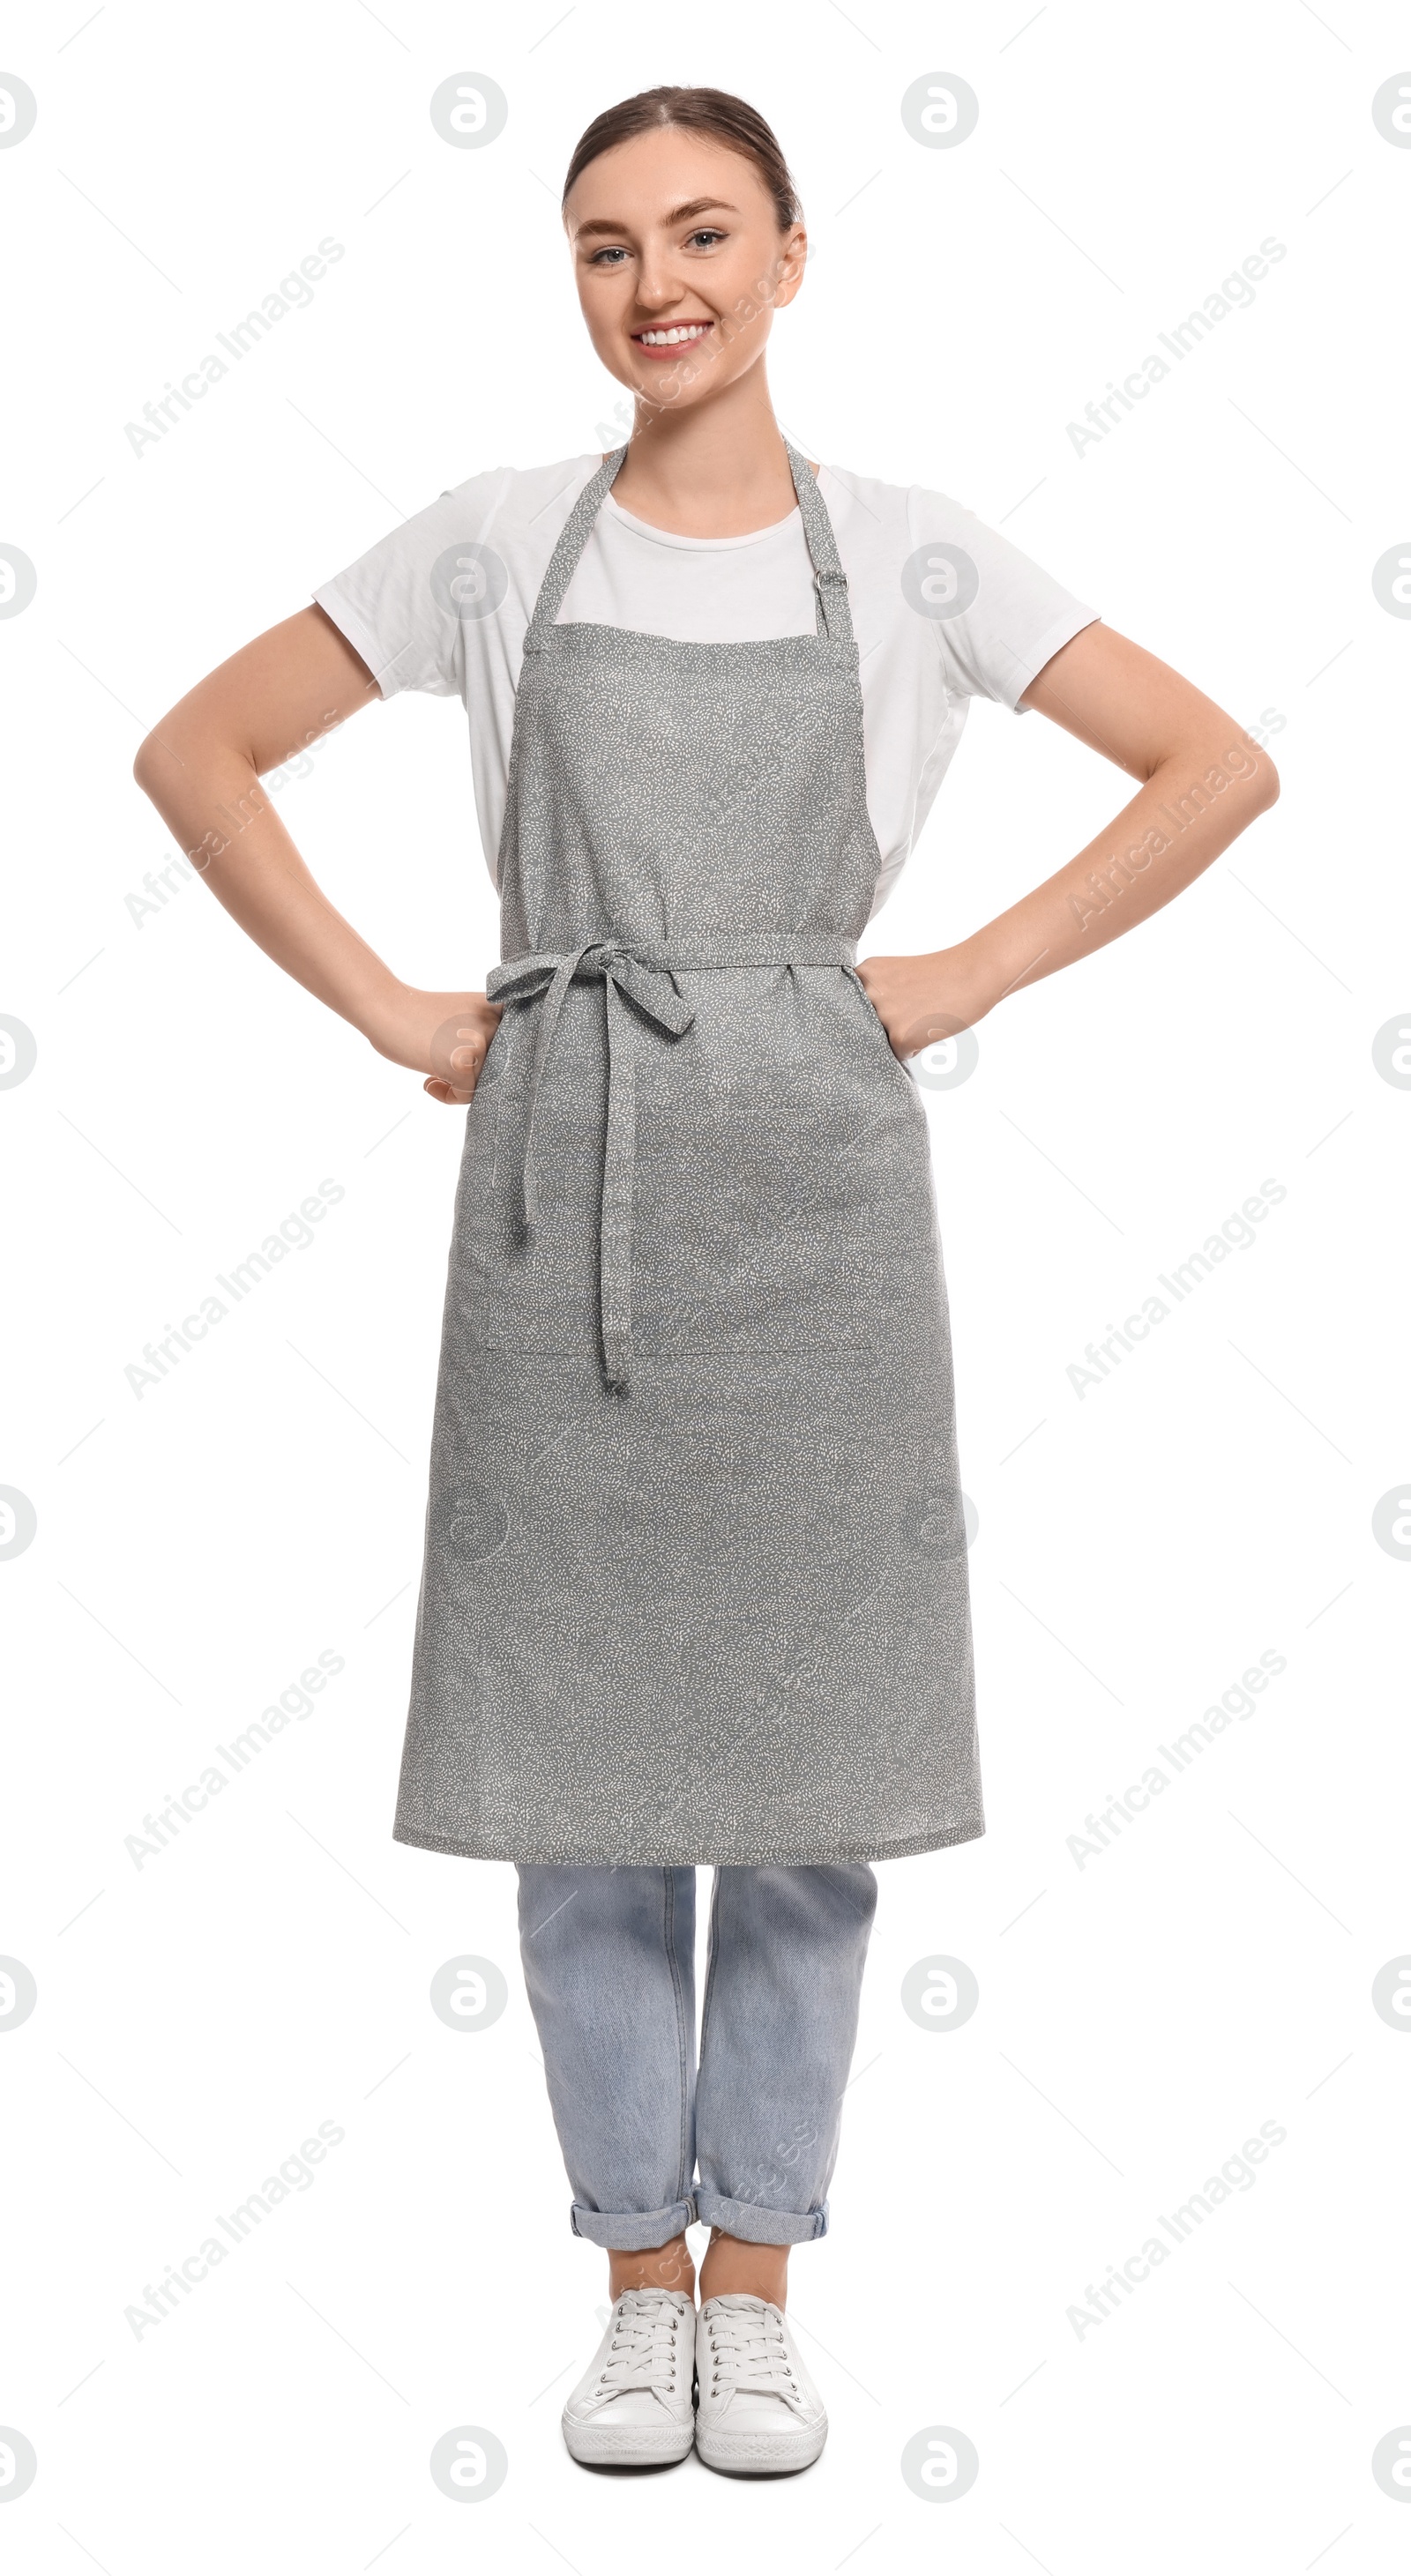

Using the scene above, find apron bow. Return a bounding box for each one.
[484,943,697,1389]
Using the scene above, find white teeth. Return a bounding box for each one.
[638,325,708,346]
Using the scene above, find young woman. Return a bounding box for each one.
[135,86,1278,2477]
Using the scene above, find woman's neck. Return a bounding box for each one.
[606,369,812,537]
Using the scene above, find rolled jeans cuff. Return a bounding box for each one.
[569,2196,696,2251]
[693,2189,829,2245]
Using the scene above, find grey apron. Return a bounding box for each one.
[393,443,982,1867]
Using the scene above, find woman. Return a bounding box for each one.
[135,86,1278,2477]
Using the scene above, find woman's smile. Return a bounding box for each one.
[631,320,713,355]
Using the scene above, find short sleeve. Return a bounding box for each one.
[907,489,1099,713]
[312,472,513,701]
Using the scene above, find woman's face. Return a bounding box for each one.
[564,126,806,417]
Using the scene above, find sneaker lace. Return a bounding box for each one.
[595,2290,685,2398]
[704,2301,802,2408]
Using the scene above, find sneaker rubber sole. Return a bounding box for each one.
[563,2411,696,2468]
[694,2415,827,2476]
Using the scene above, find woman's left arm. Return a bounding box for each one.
[856,622,1280,1056]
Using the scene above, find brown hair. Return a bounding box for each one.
[562,86,801,230]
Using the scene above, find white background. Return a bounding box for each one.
[3,0,1408,2566]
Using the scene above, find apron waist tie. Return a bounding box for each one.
[485,936,859,1390]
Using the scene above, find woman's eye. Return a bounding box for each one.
[588,245,629,266]
[686,229,726,249]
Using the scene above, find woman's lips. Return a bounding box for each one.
[631,322,713,360]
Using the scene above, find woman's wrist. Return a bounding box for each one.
[917,942,1001,1039]
[358,975,421,1065]
[950,921,1062,1024]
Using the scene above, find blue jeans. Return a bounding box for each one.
[515,1863,877,2249]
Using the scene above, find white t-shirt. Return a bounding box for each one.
[313,456,1098,920]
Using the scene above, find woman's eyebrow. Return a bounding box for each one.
[573,197,740,241]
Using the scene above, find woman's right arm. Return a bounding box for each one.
[132,604,500,1103]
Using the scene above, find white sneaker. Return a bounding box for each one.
[561,2288,696,2468]
[695,2293,827,2475]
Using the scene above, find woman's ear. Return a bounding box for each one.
[773,227,809,309]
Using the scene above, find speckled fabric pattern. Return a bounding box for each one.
[393,443,983,1866]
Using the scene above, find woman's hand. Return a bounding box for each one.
[855,949,993,1060]
[369,985,504,1105]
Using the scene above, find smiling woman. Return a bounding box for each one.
[131,78,1279,2486]
[564,91,803,436]
[560,90,811,534]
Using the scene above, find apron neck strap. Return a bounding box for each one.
[782,442,855,642]
[521,437,855,652]
[522,445,630,653]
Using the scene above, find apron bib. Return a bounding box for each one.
[393,443,982,1865]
